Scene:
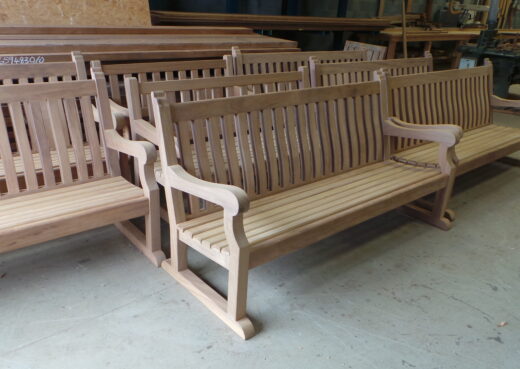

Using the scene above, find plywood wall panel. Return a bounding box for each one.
[0,0,151,27]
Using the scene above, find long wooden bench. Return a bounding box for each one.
[150,80,463,339]
[229,46,367,75]
[308,53,433,87]
[384,61,520,178]
[344,40,388,61]
[122,69,308,186]
[0,69,164,266]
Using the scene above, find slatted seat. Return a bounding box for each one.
[0,71,163,266]
[398,125,520,175]
[308,53,433,87]
[229,46,367,76]
[177,161,446,260]
[384,61,520,177]
[0,177,148,253]
[152,80,462,339]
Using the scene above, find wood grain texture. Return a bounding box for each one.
[0,0,151,27]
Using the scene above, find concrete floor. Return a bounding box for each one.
[1,114,519,369]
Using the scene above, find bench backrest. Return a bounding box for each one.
[344,41,387,61]
[0,73,118,198]
[152,81,386,219]
[0,52,88,153]
[385,64,492,152]
[93,59,228,108]
[125,70,309,129]
[228,46,367,76]
[309,54,433,87]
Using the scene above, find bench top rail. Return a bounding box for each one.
[310,55,433,87]
[153,81,385,218]
[0,76,117,198]
[386,65,492,152]
[230,46,367,75]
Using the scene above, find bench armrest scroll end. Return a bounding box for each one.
[384,117,463,147]
[166,165,249,215]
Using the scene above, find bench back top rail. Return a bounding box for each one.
[385,65,492,152]
[93,58,228,107]
[152,81,385,219]
[344,40,388,61]
[309,54,433,87]
[0,75,118,198]
[228,46,368,75]
[126,70,309,126]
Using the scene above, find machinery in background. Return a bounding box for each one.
[459,0,520,97]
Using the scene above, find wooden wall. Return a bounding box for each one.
[0,0,151,27]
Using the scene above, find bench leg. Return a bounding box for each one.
[401,175,456,231]
[403,198,456,222]
[163,228,255,339]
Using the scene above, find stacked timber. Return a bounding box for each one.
[0,26,298,63]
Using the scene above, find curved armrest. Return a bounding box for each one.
[491,94,520,110]
[92,100,130,131]
[383,117,463,147]
[133,118,158,145]
[165,164,249,216]
[104,129,157,165]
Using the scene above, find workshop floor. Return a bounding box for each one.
[1,114,519,369]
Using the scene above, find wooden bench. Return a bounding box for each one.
[0,69,164,266]
[229,46,367,75]
[308,53,433,87]
[122,68,308,187]
[384,61,520,178]
[150,80,463,339]
[344,40,388,60]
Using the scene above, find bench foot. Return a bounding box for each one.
[162,259,256,340]
[400,204,453,230]
[407,199,456,222]
[116,221,166,267]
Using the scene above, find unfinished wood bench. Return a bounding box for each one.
[344,40,388,60]
[308,52,433,87]
[228,46,367,75]
[384,61,520,179]
[0,70,164,266]
[151,80,462,339]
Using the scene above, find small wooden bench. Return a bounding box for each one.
[344,40,388,60]
[0,70,164,266]
[229,46,367,75]
[384,61,520,177]
[151,80,462,339]
[308,53,433,87]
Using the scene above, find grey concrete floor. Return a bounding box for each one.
[1,114,519,369]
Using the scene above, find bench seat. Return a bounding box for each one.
[0,144,106,178]
[177,161,448,268]
[0,176,149,253]
[398,125,520,175]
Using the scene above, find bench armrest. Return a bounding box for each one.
[383,117,463,147]
[165,164,249,216]
[491,94,520,110]
[92,100,130,130]
[133,118,158,145]
[104,129,157,165]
